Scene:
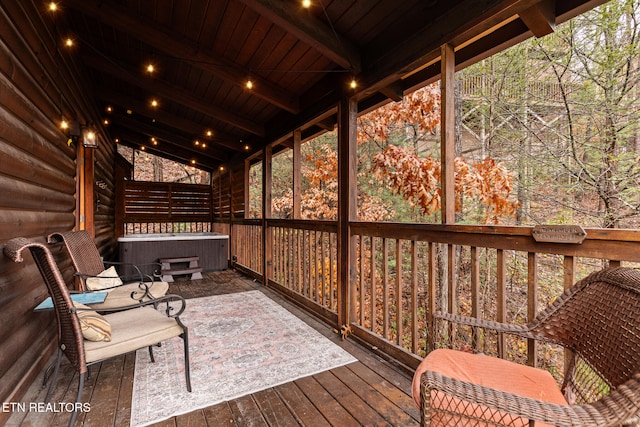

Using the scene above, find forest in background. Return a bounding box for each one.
[250,0,640,231]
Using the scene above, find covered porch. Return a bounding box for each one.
[1,0,637,426]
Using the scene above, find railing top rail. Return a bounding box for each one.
[268,218,338,232]
[350,222,640,262]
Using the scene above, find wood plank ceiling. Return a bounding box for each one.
[46,0,607,171]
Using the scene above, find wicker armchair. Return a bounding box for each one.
[48,230,169,309]
[4,237,191,427]
[413,267,640,427]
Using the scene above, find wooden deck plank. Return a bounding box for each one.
[252,388,300,427]
[81,357,123,426]
[313,370,389,426]
[274,381,331,427]
[228,394,269,426]
[174,409,208,426]
[346,360,420,421]
[294,375,361,427]
[332,364,419,425]
[202,402,236,426]
[6,353,76,427]
[113,353,135,427]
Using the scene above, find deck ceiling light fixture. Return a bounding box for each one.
[82,126,98,148]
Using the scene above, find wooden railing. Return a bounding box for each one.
[228,220,640,372]
[229,219,263,277]
[268,220,339,318]
[461,74,566,103]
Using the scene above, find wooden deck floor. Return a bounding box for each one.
[6,270,420,427]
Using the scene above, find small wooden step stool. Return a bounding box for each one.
[159,256,203,282]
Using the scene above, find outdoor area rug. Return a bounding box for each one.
[130,290,357,426]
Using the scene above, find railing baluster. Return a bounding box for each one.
[359,235,365,326]
[427,241,436,353]
[315,230,320,304]
[471,246,480,351]
[321,231,326,308]
[497,249,506,359]
[527,252,538,367]
[411,240,418,354]
[383,237,389,340]
[396,239,403,348]
[370,236,377,333]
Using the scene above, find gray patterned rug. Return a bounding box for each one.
[131,290,356,426]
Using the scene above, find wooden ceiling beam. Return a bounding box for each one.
[110,115,228,162]
[358,0,534,97]
[238,0,361,73]
[519,0,556,37]
[115,131,218,172]
[83,52,264,137]
[64,0,300,114]
[379,82,404,102]
[94,87,248,153]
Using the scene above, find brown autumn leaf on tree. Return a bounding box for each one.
[371,145,518,223]
[273,144,394,221]
[273,84,516,223]
[357,85,441,146]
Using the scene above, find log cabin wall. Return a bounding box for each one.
[0,2,116,418]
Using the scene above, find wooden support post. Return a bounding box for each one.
[293,129,302,219]
[78,145,95,237]
[262,145,273,285]
[441,44,456,225]
[441,44,458,341]
[244,159,250,219]
[337,95,358,329]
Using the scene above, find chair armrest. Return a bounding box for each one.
[73,294,187,318]
[434,311,534,339]
[421,370,640,427]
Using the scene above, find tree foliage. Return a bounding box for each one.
[360,85,518,223]
[372,145,518,223]
[460,0,640,228]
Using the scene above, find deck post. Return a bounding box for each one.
[440,43,458,347]
[293,129,302,219]
[337,94,358,329]
[262,144,273,285]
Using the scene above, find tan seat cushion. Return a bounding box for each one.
[74,303,111,342]
[88,281,170,310]
[85,266,123,291]
[412,348,568,427]
[83,306,183,363]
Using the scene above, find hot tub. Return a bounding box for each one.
[118,232,228,277]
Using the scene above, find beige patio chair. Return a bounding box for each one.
[4,236,191,427]
[48,230,169,309]
[412,267,640,427]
